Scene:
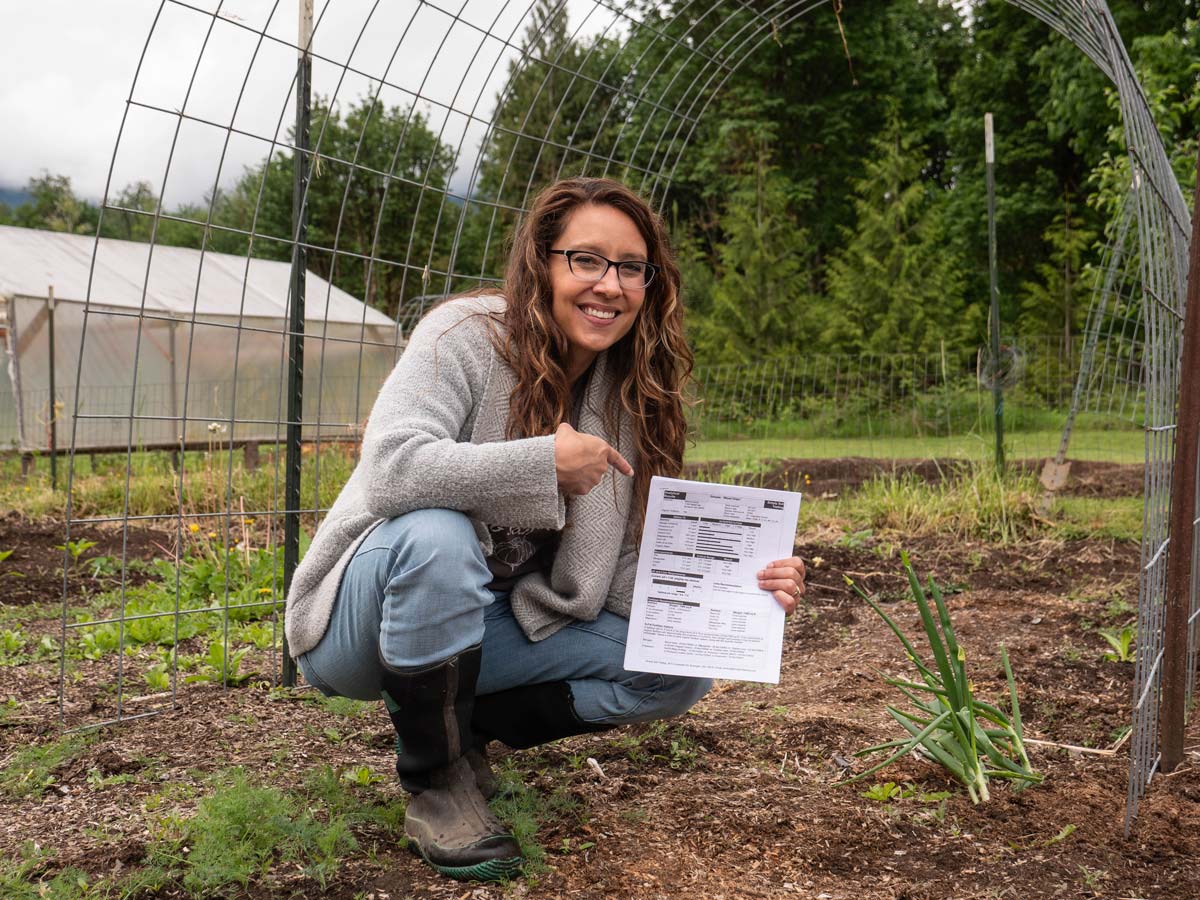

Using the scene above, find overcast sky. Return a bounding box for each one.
[1,0,615,205]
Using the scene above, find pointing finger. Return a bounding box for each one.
[606,446,634,477]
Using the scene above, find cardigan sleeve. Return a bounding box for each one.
[359,301,565,530]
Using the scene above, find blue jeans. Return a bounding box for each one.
[296,509,711,726]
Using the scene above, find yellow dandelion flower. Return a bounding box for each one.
[257,588,273,595]
[207,531,218,539]
[188,523,200,533]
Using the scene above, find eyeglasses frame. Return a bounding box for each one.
[549,249,659,288]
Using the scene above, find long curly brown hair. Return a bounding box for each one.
[496,177,692,534]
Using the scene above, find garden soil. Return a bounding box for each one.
[2,460,1199,899]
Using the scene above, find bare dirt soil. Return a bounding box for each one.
[683,457,1145,500]
[3,460,1198,899]
[0,510,164,607]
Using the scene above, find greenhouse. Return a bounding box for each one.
[0,225,398,453]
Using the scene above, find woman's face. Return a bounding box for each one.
[549,203,649,381]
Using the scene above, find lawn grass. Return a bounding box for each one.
[687,428,1144,465]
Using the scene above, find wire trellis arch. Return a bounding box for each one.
[45,0,1189,835]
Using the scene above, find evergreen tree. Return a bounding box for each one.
[823,121,972,357]
[692,146,812,365]
[462,0,629,281]
[669,0,967,298]
[1018,194,1096,359]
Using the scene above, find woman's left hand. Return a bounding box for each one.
[757,556,807,615]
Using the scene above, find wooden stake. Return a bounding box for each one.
[1160,141,1200,772]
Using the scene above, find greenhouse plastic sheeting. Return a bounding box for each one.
[0,226,399,452]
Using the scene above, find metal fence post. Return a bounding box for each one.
[985,113,1005,473]
[1159,142,1200,771]
[281,0,313,688]
[48,284,57,490]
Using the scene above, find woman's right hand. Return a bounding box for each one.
[554,423,634,496]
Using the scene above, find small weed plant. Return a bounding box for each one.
[185,640,253,686]
[0,733,96,799]
[614,720,702,769]
[172,769,356,893]
[0,764,405,898]
[1099,624,1136,663]
[714,456,779,487]
[0,631,55,666]
[0,629,25,663]
[57,539,98,569]
[489,758,583,877]
[842,553,1041,803]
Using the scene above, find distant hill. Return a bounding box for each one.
[0,186,30,208]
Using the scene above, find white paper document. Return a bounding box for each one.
[623,476,802,684]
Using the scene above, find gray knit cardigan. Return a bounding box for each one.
[284,295,639,658]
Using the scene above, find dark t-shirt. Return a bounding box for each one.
[484,367,592,592]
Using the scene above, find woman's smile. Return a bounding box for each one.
[578,304,618,321]
[549,203,648,381]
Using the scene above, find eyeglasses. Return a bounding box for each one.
[550,249,658,288]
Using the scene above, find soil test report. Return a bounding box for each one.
[624,476,802,684]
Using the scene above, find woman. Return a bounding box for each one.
[284,177,806,882]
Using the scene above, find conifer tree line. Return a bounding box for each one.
[2,0,1195,369]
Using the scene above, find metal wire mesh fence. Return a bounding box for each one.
[689,335,1144,466]
[30,0,1191,836]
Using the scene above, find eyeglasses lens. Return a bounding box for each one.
[567,252,654,288]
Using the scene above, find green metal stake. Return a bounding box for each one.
[985,113,1005,473]
[48,284,57,491]
[281,0,313,688]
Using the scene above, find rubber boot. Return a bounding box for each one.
[465,742,500,800]
[472,681,612,750]
[379,644,522,881]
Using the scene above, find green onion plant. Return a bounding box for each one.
[839,552,1041,803]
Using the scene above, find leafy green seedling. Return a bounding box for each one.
[57,539,99,567]
[233,621,279,651]
[0,630,36,665]
[185,640,251,686]
[838,528,874,549]
[862,782,905,802]
[79,625,122,661]
[35,635,58,659]
[1099,625,1135,663]
[87,555,120,579]
[0,629,25,657]
[144,663,171,693]
[341,766,383,787]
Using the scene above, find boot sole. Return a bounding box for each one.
[419,850,523,882]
